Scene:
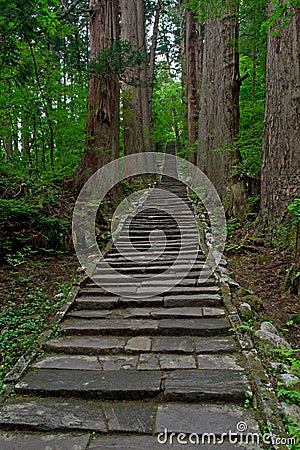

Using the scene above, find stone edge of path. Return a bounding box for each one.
[194,197,290,449]
[220,283,289,450]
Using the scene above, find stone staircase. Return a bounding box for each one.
[0,170,262,449]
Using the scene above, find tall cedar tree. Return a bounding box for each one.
[74,0,120,188]
[120,0,152,155]
[260,2,300,228]
[196,1,247,217]
[260,1,300,291]
[185,6,203,165]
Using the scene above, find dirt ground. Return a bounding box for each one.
[228,245,300,348]
[0,254,78,314]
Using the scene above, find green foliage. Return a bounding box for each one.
[288,199,300,222]
[261,1,300,36]
[186,0,239,21]
[90,40,146,84]
[152,75,186,145]
[0,0,88,179]
[0,192,69,258]
[0,285,69,392]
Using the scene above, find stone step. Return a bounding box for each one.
[32,353,243,372]
[45,336,238,356]
[106,248,200,256]
[80,282,219,295]
[87,435,257,450]
[14,369,249,402]
[0,431,91,449]
[106,259,203,267]
[0,400,258,440]
[75,294,222,310]
[91,271,212,281]
[121,225,196,231]
[163,294,222,308]
[86,278,200,287]
[15,369,162,400]
[78,283,220,296]
[67,306,225,320]
[163,370,250,402]
[75,296,164,310]
[61,318,230,337]
[91,270,212,279]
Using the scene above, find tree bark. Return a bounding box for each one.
[186,7,203,165]
[260,3,300,230]
[148,0,161,131]
[74,0,120,188]
[120,0,152,155]
[197,7,247,217]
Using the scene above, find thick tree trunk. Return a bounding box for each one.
[148,0,161,133]
[186,8,203,165]
[260,3,300,230]
[120,0,152,155]
[197,9,247,216]
[74,0,120,188]
[137,0,153,152]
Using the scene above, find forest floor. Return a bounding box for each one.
[227,228,300,348]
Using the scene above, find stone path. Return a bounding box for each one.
[0,157,263,448]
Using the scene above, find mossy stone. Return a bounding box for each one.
[241,294,263,312]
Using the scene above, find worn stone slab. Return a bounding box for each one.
[198,355,243,371]
[68,310,119,319]
[167,286,220,295]
[98,355,138,370]
[88,435,257,449]
[62,319,159,336]
[102,402,154,434]
[138,353,160,370]
[150,307,203,319]
[164,370,250,402]
[0,432,90,450]
[151,336,193,353]
[125,308,154,318]
[195,337,237,354]
[33,355,101,370]
[0,397,106,432]
[78,287,107,296]
[164,294,222,308]
[15,369,162,400]
[125,337,152,352]
[203,307,226,317]
[159,318,229,336]
[155,403,259,435]
[118,296,164,307]
[75,297,119,310]
[160,354,196,370]
[46,337,127,355]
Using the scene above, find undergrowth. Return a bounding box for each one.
[0,283,71,393]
